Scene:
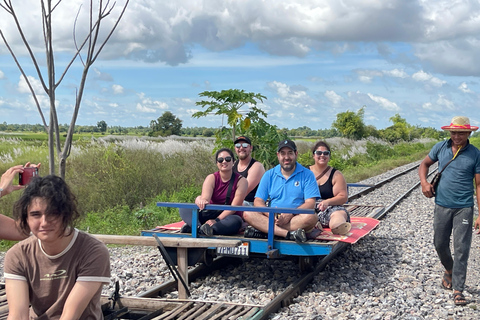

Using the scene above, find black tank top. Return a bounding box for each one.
[233,158,258,202]
[318,168,336,199]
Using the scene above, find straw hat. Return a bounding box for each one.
[441,116,478,132]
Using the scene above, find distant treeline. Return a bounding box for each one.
[1,121,474,142]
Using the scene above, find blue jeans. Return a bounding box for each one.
[433,204,473,292]
[179,207,243,235]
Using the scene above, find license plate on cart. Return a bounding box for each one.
[216,242,249,257]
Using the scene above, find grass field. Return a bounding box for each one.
[0,133,446,250]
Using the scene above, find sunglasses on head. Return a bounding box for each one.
[235,143,250,148]
[217,156,233,163]
[314,150,330,156]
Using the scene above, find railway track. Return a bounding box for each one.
[98,161,432,319]
[0,162,435,319]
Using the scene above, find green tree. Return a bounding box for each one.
[332,106,366,140]
[149,111,183,137]
[97,120,107,133]
[193,89,267,141]
[379,114,412,142]
[192,89,286,168]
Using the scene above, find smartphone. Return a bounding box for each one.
[19,167,39,185]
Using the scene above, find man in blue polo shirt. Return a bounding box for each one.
[243,140,320,242]
[419,116,480,306]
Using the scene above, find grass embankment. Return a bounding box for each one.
[0,135,447,250]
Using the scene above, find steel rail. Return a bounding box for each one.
[103,161,433,319]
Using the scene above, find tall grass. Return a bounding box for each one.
[0,134,441,248]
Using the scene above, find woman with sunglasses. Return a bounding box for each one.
[179,148,248,236]
[309,141,351,235]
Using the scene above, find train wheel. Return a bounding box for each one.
[202,249,215,266]
[298,256,316,273]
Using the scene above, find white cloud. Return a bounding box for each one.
[422,102,435,110]
[324,90,343,104]
[412,70,446,87]
[136,92,168,113]
[0,70,4,79]
[458,82,472,93]
[136,103,156,113]
[17,75,43,93]
[112,84,124,94]
[383,69,408,78]
[367,93,400,112]
[267,81,316,113]
[436,94,455,110]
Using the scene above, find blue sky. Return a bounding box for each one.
[1,0,480,131]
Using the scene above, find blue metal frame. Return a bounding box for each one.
[140,202,335,258]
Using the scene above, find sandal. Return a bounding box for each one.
[453,291,468,306]
[441,271,452,290]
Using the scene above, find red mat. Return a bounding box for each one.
[155,216,380,244]
[313,216,380,244]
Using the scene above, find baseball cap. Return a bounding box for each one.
[234,136,251,145]
[277,139,297,152]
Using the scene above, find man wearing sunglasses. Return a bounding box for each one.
[232,136,265,206]
[243,140,320,242]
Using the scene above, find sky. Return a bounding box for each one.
[0,0,480,131]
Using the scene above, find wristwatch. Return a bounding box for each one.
[0,187,3,198]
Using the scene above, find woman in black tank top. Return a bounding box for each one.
[309,141,351,235]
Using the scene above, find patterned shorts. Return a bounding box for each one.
[317,205,350,228]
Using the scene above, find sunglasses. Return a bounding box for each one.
[217,156,233,163]
[314,150,330,156]
[235,143,250,148]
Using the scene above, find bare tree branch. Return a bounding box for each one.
[1,0,130,178]
[0,30,48,130]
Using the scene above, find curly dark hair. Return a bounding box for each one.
[214,148,235,161]
[13,175,81,236]
[312,141,331,153]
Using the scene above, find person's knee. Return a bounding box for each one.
[243,211,254,223]
[300,214,318,230]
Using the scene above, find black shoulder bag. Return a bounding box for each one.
[199,173,236,219]
[430,144,462,190]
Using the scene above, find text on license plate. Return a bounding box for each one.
[216,242,249,257]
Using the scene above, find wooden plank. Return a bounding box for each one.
[177,248,189,299]
[100,296,182,311]
[92,234,242,248]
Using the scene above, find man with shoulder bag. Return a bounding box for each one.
[419,116,480,306]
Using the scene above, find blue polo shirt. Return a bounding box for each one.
[255,162,320,208]
[429,139,480,208]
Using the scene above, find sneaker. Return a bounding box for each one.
[288,228,307,243]
[180,223,192,233]
[243,226,268,239]
[199,223,213,237]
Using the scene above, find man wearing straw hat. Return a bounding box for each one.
[419,116,480,306]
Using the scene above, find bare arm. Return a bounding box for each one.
[6,279,30,320]
[297,197,316,210]
[419,155,435,198]
[317,170,348,211]
[245,162,265,195]
[1,162,41,197]
[0,215,27,241]
[195,174,215,210]
[60,281,104,320]
[0,165,25,197]
[254,197,267,208]
[277,198,316,226]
